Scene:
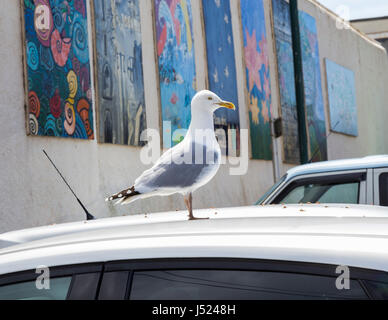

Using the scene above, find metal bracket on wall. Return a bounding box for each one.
[273,118,283,138]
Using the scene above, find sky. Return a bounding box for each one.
[317,0,388,20]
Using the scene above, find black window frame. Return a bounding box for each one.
[271,172,366,204]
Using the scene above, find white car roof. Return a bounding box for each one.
[286,155,388,180]
[1,204,388,275]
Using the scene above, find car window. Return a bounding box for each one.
[276,182,359,204]
[281,185,307,203]
[317,182,359,203]
[129,270,367,300]
[364,281,388,300]
[379,173,388,206]
[67,273,101,300]
[98,272,130,300]
[0,277,72,300]
[256,174,287,205]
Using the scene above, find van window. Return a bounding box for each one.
[278,182,359,204]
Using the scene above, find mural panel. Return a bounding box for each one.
[272,0,300,164]
[23,0,93,139]
[299,11,328,162]
[94,0,146,146]
[154,0,197,148]
[325,59,358,136]
[241,0,272,160]
[202,0,240,156]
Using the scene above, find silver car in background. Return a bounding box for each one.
[257,155,388,206]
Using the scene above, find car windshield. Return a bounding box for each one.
[255,174,287,205]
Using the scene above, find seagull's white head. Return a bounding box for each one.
[191,90,236,115]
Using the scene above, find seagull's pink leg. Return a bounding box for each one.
[184,193,209,221]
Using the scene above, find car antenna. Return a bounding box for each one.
[308,121,339,164]
[43,149,96,221]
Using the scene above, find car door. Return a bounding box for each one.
[373,168,388,206]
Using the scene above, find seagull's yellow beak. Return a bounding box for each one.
[216,100,236,110]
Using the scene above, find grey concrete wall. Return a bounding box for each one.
[0,0,387,233]
[352,18,388,35]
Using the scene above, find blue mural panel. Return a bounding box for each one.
[272,0,300,164]
[202,0,240,156]
[23,0,93,139]
[94,0,146,146]
[241,0,272,160]
[299,11,327,162]
[325,59,358,136]
[154,0,197,148]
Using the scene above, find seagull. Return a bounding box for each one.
[105,90,236,220]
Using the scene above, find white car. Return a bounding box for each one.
[257,155,388,206]
[0,204,388,300]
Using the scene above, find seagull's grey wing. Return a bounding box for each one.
[134,142,219,193]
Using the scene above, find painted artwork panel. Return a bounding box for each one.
[241,0,272,160]
[299,11,328,162]
[154,0,197,148]
[94,0,146,146]
[24,0,93,139]
[272,0,300,164]
[202,0,240,156]
[325,59,358,136]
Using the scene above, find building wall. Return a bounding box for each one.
[0,0,387,233]
[379,39,388,53]
[352,18,388,35]
[351,17,388,53]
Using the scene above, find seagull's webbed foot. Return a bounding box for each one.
[188,213,210,221]
[184,193,209,221]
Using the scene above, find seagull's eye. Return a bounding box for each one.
[208,97,213,101]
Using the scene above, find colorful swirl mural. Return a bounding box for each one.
[23,0,93,139]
